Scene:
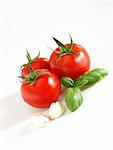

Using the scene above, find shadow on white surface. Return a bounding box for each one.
[0,92,43,130]
[0,89,66,135]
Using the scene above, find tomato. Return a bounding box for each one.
[21,50,50,77]
[49,35,90,80]
[20,67,61,108]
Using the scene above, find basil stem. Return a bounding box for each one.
[65,87,83,112]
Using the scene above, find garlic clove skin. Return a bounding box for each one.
[48,102,66,120]
[31,112,50,128]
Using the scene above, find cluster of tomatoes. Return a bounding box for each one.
[19,35,90,108]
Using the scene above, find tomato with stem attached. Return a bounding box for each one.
[21,50,50,76]
[49,35,90,80]
[19,66,61,108]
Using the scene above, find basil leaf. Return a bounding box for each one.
[74,68,108,89]
[74,78,88,88]
[61,77,74,88]
[65,87,83,112]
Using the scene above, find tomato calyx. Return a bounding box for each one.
[53,35,79,61]
[19,66,48,85]
[22,49,40,67]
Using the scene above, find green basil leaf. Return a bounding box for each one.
[61,77,74,88]
[65,87,83,112]
[74,68,108,89]
[74,78,88,88]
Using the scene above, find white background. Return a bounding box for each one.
[0,0,113,150]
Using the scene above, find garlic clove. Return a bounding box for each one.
[31,112,49,128]
[48,101,66,120]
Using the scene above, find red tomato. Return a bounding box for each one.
[21,50,50,76]
[49,36,90,80]
[20,68,61,108]
[21,58,50,76]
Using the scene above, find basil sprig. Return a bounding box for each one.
[61,68,108,112]
[65,87,83,112]
[61,68,108,89]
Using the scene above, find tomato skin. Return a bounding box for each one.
[21,58,50,77]
[49,44,90,80]
[21,70,61,108]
